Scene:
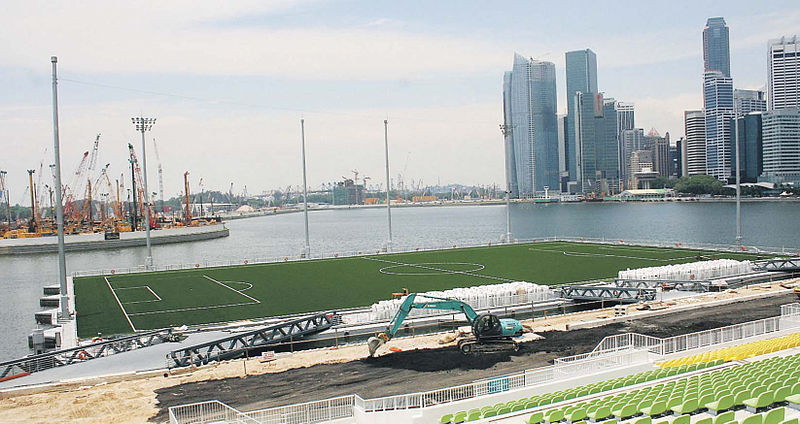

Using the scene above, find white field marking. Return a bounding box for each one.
[203,275,261,303]
[104,277,138,332]
[363,256,514,282]
[118,285,163,304]
[527,247,698,262]
[126,301,257,316]
[224,281,254,291]
[378,262,486,276]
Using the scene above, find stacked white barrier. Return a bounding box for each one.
[618,259,753,281]
[369,282,554,321]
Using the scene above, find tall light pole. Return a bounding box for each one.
[384,119,393,251]
[500,124,514,243]
[51,56,69,319]
[132,117,156,268]
[300,118,311,258]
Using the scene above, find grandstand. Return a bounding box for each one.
[167,302,800,424]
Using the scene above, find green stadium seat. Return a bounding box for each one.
[741,414,763,424]
[588,406,612,422]
[764,407,785,424]
[696,417,713,424]
[512,403,526,412]
[640,401,667,416]
[673,414,691,424]
[714,411,736,424]
[706,395,735,415]
[453,411,467,423]
[743,392,774,413]
[632,417,651,424]
[527,412,544,424]
[482,409,497,419]
[440,413,453,423]
[775,386,792,403]
[545,409,564,424]
[566,408,588,423]
[671,398,699,416]
[612,404,638,420]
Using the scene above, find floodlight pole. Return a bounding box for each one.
[384,119,393,251]
[734,116,742,245]
[500,124,514,243]
[300,118,311,258]
[132,116,156,268]
[51,56,69,319]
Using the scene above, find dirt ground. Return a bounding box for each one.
[0,284,795,424]
[149,290,796,422]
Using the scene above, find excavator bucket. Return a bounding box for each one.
[367,336,385,357]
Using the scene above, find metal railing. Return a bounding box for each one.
[248,395,355,424]
[168,400,260,424]
[71,236,798,278]
[1,328,173,379]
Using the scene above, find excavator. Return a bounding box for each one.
[367,293,525,356]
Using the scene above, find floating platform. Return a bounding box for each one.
[0,224,229,255]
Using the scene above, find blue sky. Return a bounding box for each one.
[1,0,798,200]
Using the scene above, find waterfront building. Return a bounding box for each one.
[575,93,620,195]
[734,112,763,183]
[644,129,670,178]
[502,54,560,197]
[671,140,682,178]
[703,17,731,77]
[760,108,800,184]
[678,137,688,177]
[616,102,635,188]
[333,179,364,205]
[621,128,644,189]
[557,114,569,192]
[565,49,598,185]
[768,36,800,111]
[685,110,707,175]
[734,89,767,116]
[704,71,735,181]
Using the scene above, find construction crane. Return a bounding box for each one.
[0,170,10,229]
[63,151,90,223]
[183,171,192,223]
[128,143,154,230]
[153,138,164,213]
[87,134,101,175]
[367,293,524,356]
[27,169,39,233]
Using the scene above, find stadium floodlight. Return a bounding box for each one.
[132,116,156,268]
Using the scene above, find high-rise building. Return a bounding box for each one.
[685,110,707,175]
[768,36,800,111]
[734,89,767,116]
[621,128,644,188]
[565,49,598,183]
[761,108,800,184]
[616,103,635,188]
[704,71,735,181]
[677,137,688,177]
[502,54,560,197]
[557,114,568,191]
[734,113,763,183]
[703,17,731,77]
[575,93,620,195]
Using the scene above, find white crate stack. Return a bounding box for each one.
[618,259,753,281]
[368,282,554,322]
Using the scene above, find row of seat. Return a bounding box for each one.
[524,353,799,424]
[567,407,797,424]
[439,361,723,423]
[658,332,800,369]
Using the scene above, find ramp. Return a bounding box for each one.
[755,258,800,272]
[167,312,336,367]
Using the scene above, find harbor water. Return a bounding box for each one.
[1,201,799,361]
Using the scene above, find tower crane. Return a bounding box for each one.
[152,138,164,213]
[183,171,192,223]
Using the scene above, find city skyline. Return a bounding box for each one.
[2,2,800,198]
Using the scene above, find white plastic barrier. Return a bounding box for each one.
[369,282,554,321]
[618,259,753,281]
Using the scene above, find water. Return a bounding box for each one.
[1,201,799,361]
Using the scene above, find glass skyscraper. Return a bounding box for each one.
[703,71,735,181]
[502,54,559,197]
[703,17,731,77]
[768,36,800,111]
[565,49,598,184]
[575,93,620,195]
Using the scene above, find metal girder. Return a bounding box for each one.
[560,285,657,303]
[0,329,173,379]
[614,279,710,292]
[167,312,335,368]
[754,258,800,272]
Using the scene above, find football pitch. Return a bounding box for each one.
[73,241,766,337]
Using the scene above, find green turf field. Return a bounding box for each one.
[73,241,766,337]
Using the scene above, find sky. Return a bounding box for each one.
[1,0,799,202]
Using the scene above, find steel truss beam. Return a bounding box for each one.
[755,258,800,272]
[614,279,711,292]
[167,312,335,368]
[560,285,657,303]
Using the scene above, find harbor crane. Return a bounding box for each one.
[153,138,164,213]
[367,293,524,356]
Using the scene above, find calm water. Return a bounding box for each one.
[1,201,798,361]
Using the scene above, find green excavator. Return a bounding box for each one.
[367,293,525,356]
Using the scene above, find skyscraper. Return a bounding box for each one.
[575,93,620,195]
[684,110,707,175]
[734,89,767,116]
[616,103,635,188]
[703,17,731,77]
[734,113,763,183]
[565,49,598,184]
[621,128,644,188]
[502,54,560,197]
[761,109,800,184]
[704,71,735,181]
[768,36,800,111]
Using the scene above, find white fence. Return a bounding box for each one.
[168,400,260,424]
[247,396,355,424]
[72,236,797,278]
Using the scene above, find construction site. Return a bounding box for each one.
[1,238,800,424]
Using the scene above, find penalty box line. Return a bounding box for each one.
[363,256,514,282]
[104,277,138,332]
[125,275,261,317]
